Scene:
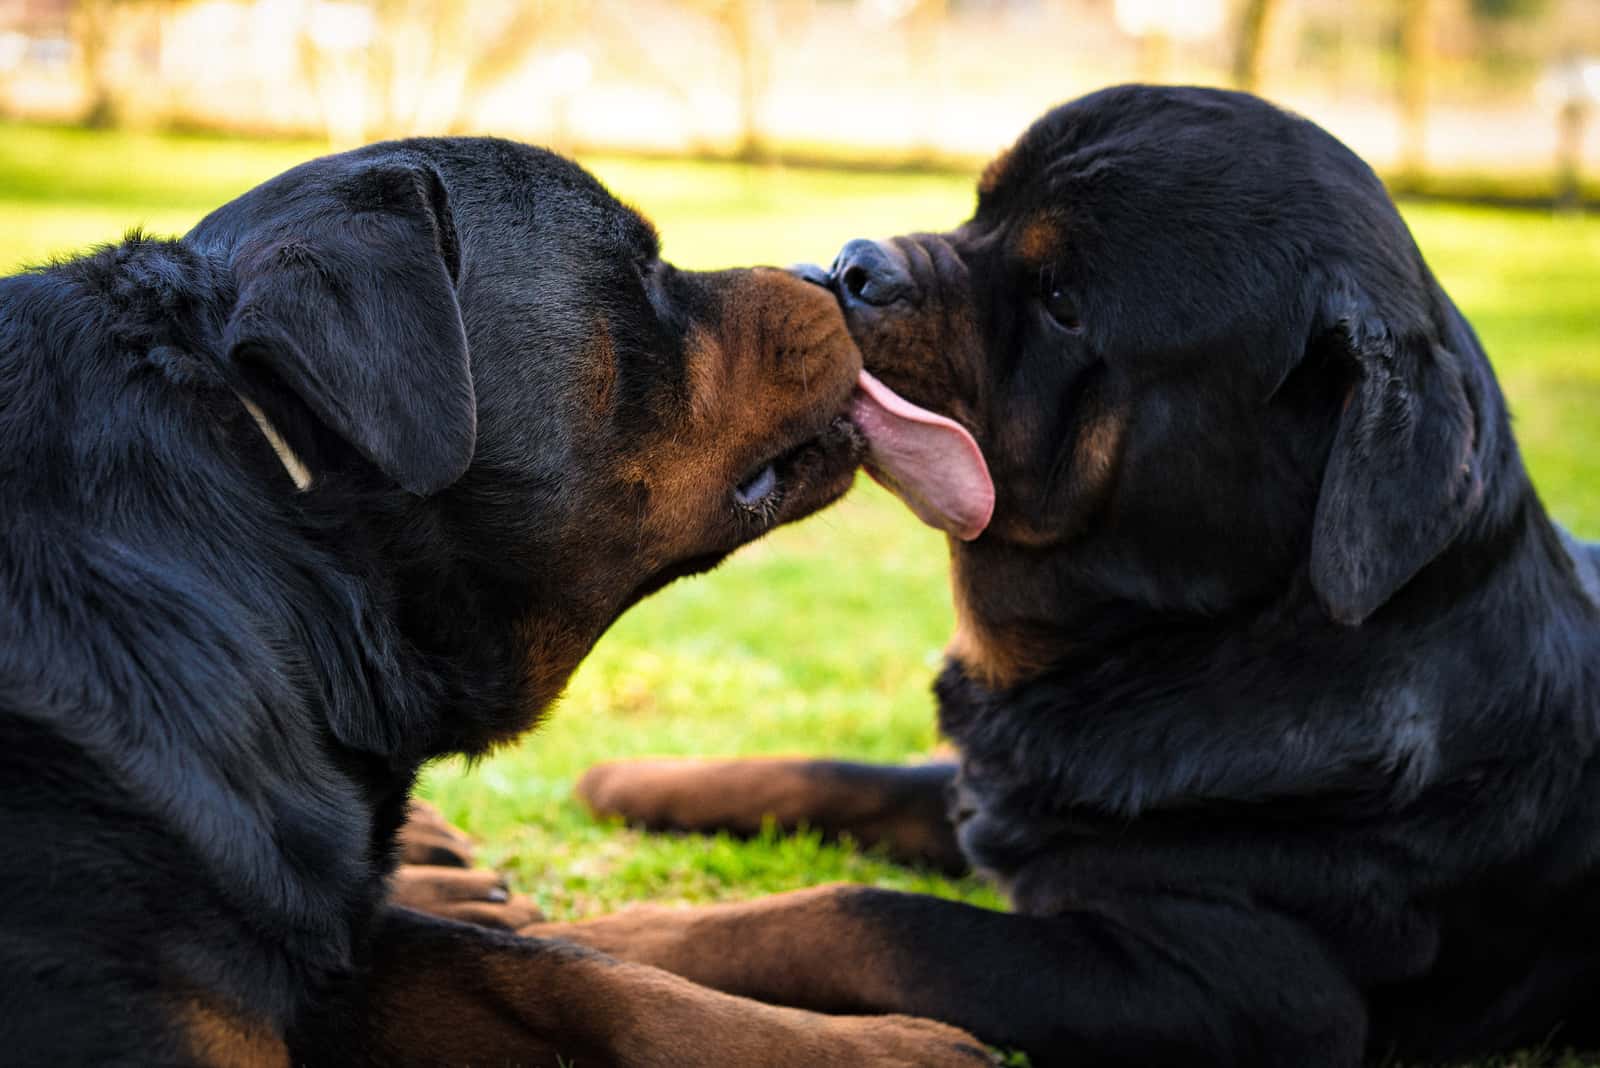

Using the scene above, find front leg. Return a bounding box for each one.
[523,884,1368,1067]
[579,757,967,872]
[311,906,992,1067]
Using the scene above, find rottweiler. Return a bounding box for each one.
[553,86,1600,1066]
[0,139,991,1066]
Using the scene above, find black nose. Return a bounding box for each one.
[833,239,911,307]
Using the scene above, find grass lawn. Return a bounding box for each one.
[4,123,1598,1065]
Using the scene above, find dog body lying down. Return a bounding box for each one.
[565,87,1600,1065]
[0,140,989,1066]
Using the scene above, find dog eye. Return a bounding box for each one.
[1043,286,1083,333]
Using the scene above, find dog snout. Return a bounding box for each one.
[833,238,912,308]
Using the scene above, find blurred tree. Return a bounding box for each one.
[71,0,184,128]
[1397,0,1435,183]
[456,3,584,126]
[1552,52,1593,212]
[302,0,587,146]
[71,0,116,127]
[685,0,775,161]
[1114,0,1227,85]
[1230,0,1281,94]
[669,0,818,161]
[1469,0,1548,18]
[906,0,948,162]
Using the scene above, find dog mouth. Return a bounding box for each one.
[619,413,863,618]
[723,366,996,547]
[731,412,866,529]
[793,261,995,541]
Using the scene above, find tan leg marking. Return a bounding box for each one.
[367,908,992,1067]
[179,1001,289,1068]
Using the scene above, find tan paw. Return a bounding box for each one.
[817,1013,998,1067]
[575,759,683,824]
[397,798,477,868]
[389,864,544,929]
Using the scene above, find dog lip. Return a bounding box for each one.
[775,413,867,511]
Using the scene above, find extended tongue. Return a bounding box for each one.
[850,370,995,541]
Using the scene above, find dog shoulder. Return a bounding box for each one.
[2,239,385,1014]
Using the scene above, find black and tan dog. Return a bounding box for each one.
[560,86,1600,1065]
[0,140,991,1065]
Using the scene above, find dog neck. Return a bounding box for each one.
[235,391,313,492]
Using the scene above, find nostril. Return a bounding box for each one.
[841,264,871,300]
[835,238,910,307]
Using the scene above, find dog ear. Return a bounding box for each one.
[1309,284,1482,626]
[223,160,474,496]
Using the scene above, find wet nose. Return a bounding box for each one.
[832,238,911,307]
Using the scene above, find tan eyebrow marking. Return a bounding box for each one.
[1016,214,1063,265]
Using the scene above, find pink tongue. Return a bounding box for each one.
[851,370,995,541]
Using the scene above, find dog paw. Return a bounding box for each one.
[397,798,477,868]
[819,1014,998,1067]
[388,865,544,929]
[575,760,664,823]
[575,758,728,829]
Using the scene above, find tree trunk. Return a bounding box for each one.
[907,0,947,162]
[1231,0,1280,94]
[74,0,119,128]
[1556,97,1589,212]
[1397,0,1434,185]
[728,0,770,162]
[1137,31,1171,85]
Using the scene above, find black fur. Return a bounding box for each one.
[828,86,1600,1064]
[0,138,861,1064]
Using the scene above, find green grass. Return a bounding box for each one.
[5,123,1598,1063]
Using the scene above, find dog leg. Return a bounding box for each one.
[524,883,1368,1067]
[578,757,966,872]
[334,906,993,1067]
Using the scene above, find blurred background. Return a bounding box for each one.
[2,8,1597,1040]
[0,0,1598,192]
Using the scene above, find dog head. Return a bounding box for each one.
[825,86,1507,688]
[190,139,863,748]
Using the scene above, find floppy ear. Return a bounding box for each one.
[1309,285,1483,626]
[223,160,474,496]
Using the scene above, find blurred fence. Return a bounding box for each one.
[0,0,1596,184]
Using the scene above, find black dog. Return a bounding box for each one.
[0,139,991,1066]
[559,86,1600,1066]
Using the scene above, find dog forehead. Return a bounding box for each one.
[978,87,1327,225]
[969,93,1412,318]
